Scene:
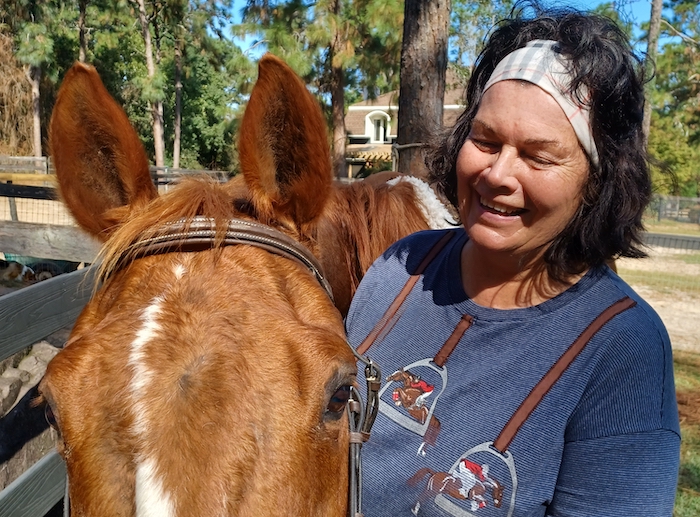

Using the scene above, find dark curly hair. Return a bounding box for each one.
[427,2,651,281]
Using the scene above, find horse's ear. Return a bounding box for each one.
[238,54,331,226]
[50,62,157,240]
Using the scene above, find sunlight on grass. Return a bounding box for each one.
[644,218,700,237]
[618,268,700,296]
[674,351,700,516]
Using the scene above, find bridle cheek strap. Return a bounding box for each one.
[347,350,381,517]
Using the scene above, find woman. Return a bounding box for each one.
[346,6,680,517]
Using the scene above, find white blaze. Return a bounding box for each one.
[173,264,186,279]
[129,297,176,515]
[135,458,176,517]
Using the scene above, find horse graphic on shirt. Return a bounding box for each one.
[408,459,504,515]
[387,368,435,425]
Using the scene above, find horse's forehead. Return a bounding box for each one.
[57,249,352,384]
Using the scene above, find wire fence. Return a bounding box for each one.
[0,157,231,225]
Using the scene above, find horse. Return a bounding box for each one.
[386,368,442,456]
[408,466,504,515]
[37,53,451,516]
[387,368,434,425]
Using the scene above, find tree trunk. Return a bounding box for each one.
[134,0,165,167]
[173,40,182,169]
[397,0,450,179]
[28,65,42,157]
[78,0,88,62]
[642,0,663,147]
[331,62,346,179]
[328,0,347,179]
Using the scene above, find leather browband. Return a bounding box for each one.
[114,216,334,301]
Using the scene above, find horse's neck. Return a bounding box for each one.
[315,180,432,316]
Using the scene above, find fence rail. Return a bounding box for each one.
[645,232,700,251]
[0,268,95,516]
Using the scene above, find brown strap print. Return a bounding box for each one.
[492,296,637,453]
[434,314,474,368]
[357,231,457,355]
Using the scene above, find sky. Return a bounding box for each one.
[227,0,657,55]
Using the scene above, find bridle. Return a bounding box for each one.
[105,215,381,517]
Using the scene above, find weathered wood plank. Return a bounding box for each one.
[0,222,99,263]
[0,450,66,517]
[0,267,95,362]
[0,174,56,184]
[0,183,57,200]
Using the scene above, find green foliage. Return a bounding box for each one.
[646,0,700,197]
[673,351,700,516]
[235,0,404,122]
[15,23,54,67]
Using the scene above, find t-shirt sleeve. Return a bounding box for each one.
[548,304,680,516]
[547,429,679,517]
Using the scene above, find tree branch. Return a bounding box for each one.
[661,19,700,47]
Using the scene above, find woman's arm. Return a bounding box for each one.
[548,429,679,516]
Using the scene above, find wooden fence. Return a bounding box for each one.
[0,157,231,263]
[0,268,94,516]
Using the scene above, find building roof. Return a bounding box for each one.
[345,70,466,136]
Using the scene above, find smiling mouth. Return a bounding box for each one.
[480,197,527,216]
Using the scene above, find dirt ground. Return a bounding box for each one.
[617,251,700,354]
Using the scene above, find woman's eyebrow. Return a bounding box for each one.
[472,119,561,148]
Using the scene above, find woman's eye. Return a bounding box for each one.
[326,385,351,414]
[470,138,498,153]
[524,154,555,167]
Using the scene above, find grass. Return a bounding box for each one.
[674,351,700,516]
[617,267,700,296]
[644,217,700,237]
[679,254,700,265]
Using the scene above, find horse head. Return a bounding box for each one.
[39,55,358,517]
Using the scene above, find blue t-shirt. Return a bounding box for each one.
[346,229,680,517]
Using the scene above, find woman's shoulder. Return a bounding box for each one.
[383,228,462,258]
[597,267,670,344]
[568,267,679,437]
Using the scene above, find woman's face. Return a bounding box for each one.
[456,80,590,262]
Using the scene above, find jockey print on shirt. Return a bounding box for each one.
[379,359,447,456]
[408,444,518,517]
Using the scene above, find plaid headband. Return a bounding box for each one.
[483,40,599,167]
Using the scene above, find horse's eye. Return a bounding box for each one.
[45,404,59,431]
[326,385,351,414]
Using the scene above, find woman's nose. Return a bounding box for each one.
[481,147,519,189]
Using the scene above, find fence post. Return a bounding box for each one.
[7,181,18,222]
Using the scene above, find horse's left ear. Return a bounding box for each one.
[238,54,332,226]
[50,62,157,240]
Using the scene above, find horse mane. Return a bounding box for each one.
[94,174,430,301]
[323,179,429,292]
[96,176,249,283]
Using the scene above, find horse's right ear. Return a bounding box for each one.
[50,62,157,240]
[238,54,331,227]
